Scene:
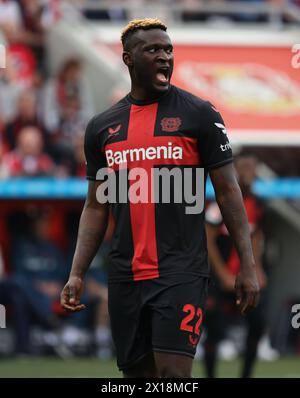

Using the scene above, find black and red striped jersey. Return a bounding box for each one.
[84,85,233,282]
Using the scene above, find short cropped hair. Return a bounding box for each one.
[121,18,167,50]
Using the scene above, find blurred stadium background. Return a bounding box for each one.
[0,0,300,378]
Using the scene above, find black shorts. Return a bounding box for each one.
[108,274,209,371]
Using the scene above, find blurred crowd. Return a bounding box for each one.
[0,205,113,358]
[72,0,300,24]
[0,0,95,179]
[0,0,108,359]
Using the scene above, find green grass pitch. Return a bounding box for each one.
[0,357,299,378]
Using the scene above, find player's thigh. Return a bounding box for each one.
[123,352,158,378]
[154,352,193,378]
[152,276,209,363]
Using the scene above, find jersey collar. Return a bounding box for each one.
[127,85,173,106]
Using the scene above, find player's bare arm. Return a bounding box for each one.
[61,180,109,312]
[209,162,260,314]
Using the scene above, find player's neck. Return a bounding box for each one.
[130,85,169,102]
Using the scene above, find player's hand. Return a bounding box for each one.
[60,276,86,312]
[235,267,260,315]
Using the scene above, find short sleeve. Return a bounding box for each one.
[199,101,233,170]
[84,117,107,180]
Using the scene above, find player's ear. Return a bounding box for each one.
[123,51,133,67]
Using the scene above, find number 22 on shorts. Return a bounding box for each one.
[180,304,203,346]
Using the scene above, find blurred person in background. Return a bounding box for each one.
[203,153,268,378]
[82,246,112,359]
[181,0,296,24]
[0,0,45,62]
[0,0,23,43]
[86,278,111,359]
[58,95,86,138]
[42,58,94,134]
[0,52,25,126]
[41,58,94,175]
[2,125,54,177]
[0,242,31,355]
[230,0,269,23]
[9,210,68,352]
[0,0,45,89]
[82,0,127,21]
[0,209,67,355]
[46,94,87,176]
[0,277,32,356]
[16,0,45,68]
[4,90,47,150]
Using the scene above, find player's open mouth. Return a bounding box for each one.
[155,67,169,85]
